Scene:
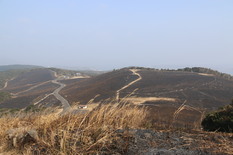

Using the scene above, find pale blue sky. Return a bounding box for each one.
[0,0,233,73]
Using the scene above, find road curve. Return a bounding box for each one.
[51,79,71,111]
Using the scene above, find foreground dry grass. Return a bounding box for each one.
[0,103,233,155]
[0,104,146,154]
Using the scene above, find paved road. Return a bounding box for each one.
[52,79,71,111]
[31,70,71,112]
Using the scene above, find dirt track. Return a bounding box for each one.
[116,69,142,102]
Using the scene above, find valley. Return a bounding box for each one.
[1,1,233,154]
[0,65,233,154]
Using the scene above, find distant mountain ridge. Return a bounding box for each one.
[177,67,233,80]
[0,65,43,72]
[0,65,44,88]
[122,66,233,80]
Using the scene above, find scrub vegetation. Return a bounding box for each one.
[202,100,233,133]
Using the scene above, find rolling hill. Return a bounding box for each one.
[60,67,233,128]
[0,67,89,109]
[61,67,233,108]
[1,66,233,128]
[0,65,43,88]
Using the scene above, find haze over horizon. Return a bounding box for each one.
[1,0,233,74]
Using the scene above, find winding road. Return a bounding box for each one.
[32,78,71,112]
[51,79,71,111]
[31,70,71,111]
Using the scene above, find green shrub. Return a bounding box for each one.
[201,104,233,133]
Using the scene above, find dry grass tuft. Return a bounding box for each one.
[0,103,146,154]
[124,97,177,105]
[1,101,232,155]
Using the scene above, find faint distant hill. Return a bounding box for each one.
[5,68,56,91]
[0,68,57,108]
[0,65,43,89]
[177,67,233,80]
[48,67,101,77]
[0,64,42,72]
[77,70,107,77]
[50,67,107,77]
[54,66,107,76]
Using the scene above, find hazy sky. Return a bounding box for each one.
[0,0,233,73]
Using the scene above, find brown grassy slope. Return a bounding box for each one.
[61,69,138,104]
[0,69,58,109]
[121,69,233,129]
[0,82,59,109]
[60,68,233,129]
[59,78,86,85]
[121,70,233,109]
[5,68,55,93]
[0,104,232,155]
[62,68,233,110]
